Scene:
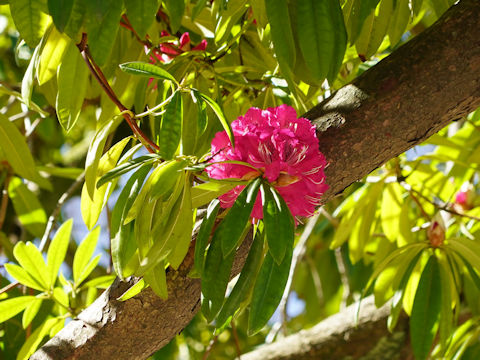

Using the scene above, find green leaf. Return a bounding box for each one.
[37,166,83,180]
[82,137,130,229]
[117,278,146,301]
[216,226,265,328]
[46,219,73,288]
[295,0,343,82]
[164,0,185,33]
[387,0,411,46]
[124,0,159,38]
[0,296,37,323]
[80,274,115,289]
[13,242,49,290]
[214,0,248,44]
[157,91,183,159]
[48,0,74,32]
[8,177,47,238]
[111,165,151,278]
[84,0,123,66]
[194,90,235,148]
[261,183,294,264]
[410,255,442,360]
[0,114,50,188]
[4,264,45,291]
[84,116,122,199]
[437,254,454,349]
[448,238,480,274]
[75,254,101,286]
[73,226,100,286]
[56,40,89,132]
[143,261,168,299]
[381,181,404,242]
[265,0,295,69]
[191,181,238,209]
[119,62,178,84]
[191,0,207,20]
[346,0,381,44]
[97,154,157,189]
[22,298,43,329]
[10,0,50,47]
[63,0,86,40]
[37,26,70,85]
[166,177,193,269]
[194,199,220,275]
[191,89,207,135]
[17,317,59,360]
[248,245,292,335]
[220,178,261,257]
[202,224,237,321]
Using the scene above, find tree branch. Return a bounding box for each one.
[241,296,411,360]
[32,1,480,359]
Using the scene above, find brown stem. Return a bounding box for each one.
[76,33,160,154]
[230,321,242,359]
[0,172,12,230]
[0,281,20,296]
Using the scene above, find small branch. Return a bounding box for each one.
[202,335,218,360]
[0,281,20,296]
[231,321,242,359]
[38,172,85,252]
[76,34,160,154]
[0,172,12,231]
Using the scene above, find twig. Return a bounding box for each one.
[0,281,20,295]
[38,172,85,252]
[334,247,350,310]
[231,320,242,359]
[76,33,159,154]
[202,335,218,360]
[0,172,12,231]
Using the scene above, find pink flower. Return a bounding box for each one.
[206,105,328,220]
[454,182,476,210]
[149,31,208,64]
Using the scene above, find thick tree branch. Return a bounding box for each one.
[32,1,480,359]
[241,296,411,360]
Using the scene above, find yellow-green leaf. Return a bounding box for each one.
[37,26,70,85]
[0,296,37,323]
[10,0,50,47]
[46,219,72,288]
[13,242,49,290]
[73,226,100,286]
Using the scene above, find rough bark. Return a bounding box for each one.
[32,0,480,359]
[241,296,411,360]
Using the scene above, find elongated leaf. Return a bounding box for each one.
[191,89,207,135]
[117,278,146,301]
[46,219,73,288]
[166,177,193,269]
[84,0,123,66]
[248,245,292,335]
[387,0,411,46]
[13,242,49,290]
[157,92,182,159]
[194,90,234,148]
[73,226,100,286]
[448,238,480,274]
[216,226,265,328]
[56,40,89,131]
[437,255,454,349]
[48,0,74,32]
[346,0,381,44]
[261,183,294,264]
[22,298,43,329]
[97,154,157,188]
[81,274,115,290]
[4,264,45,291]
[63,0,85,39]
[82,137,130,229]
[191,181,238,209]
[192,0,207,20]
[75,254,101,286]
[38,26,70,85]
[124,0,159,38]
[0,296,37,323]
[265,0,295,69]
[111,165,151,278]
[10,0,50,47]
[410,256,442,360]
[0,114,49,188]
[17,317,59,360]
[37,166,83,179]
[8,177,47,238]
[164,0,185,33]
[119,62,177,83]
[295,0,335,82]
[143,261,168,299]
[84,116,122,198]
[220,178,261,257]
[202,226,236,321]
[214,0,248,44]
[194,199,220,275]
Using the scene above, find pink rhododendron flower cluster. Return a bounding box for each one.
[148,31,207,64]
[454,182,476,211]
[206,105,328,220]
